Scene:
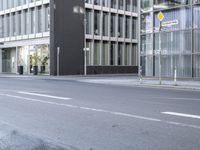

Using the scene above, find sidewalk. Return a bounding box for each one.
[0,73,200,91]
[79,76,200,90]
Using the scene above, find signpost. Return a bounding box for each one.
[57,47,60,76]
[156,12,179,85]
[83,47,89,76]
[157,11,164,85]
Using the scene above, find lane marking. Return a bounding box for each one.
[17,91,71,100]
[162,112,200,119]
[155,97,200,101]
[0,93,200,129]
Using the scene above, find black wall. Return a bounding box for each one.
[87,66,138,74]
[50,0,84,75]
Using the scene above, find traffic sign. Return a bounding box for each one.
[157,11,164,22]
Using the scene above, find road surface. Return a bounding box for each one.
[0,77,199,150]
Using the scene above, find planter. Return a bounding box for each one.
[17,66,23,75]
[40,66,45,73]
[33,66,38,75]
[30,65,33,73]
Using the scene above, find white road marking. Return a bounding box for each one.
[155,97,200,101]
[0,93,200,129]
[17,91,71,100]
[162,112,200,119]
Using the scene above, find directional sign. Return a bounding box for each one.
[162,20,179,27]
[157,11,164,22]
[83,48,90,51]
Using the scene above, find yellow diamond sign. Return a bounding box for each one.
[157,11,164,22]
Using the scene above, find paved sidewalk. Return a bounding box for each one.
[0,73,200,91]
[79,76,200,90]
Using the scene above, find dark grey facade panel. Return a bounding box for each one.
[50,0,84,75]
[87,66,138,74]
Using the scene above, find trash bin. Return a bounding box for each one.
[33,66,38,75]
[18,66,23,75]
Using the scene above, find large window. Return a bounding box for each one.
[154,7,192,32]
[118,15,124,38]
[141,12,152,33]
[94,10,100,35]
[141,0,152,12]
[94,0,101,5]
[111,0,117,9]
[118,43,123,65]
[93,41,101,65]
[194,5,200,28]
[37,6,42,33]
[111,13,116,37]
[0,16,4,38]
[125,16,131,38]
[118,0,124,10]
[194,29,200,53]
[103,12,109,36]
[102,0,109,7]
[110,42,116,65]
[132,0,137,12]
[141,34,153,55]
[44,4,50,32]
[102,41,109,65]
[126,0,131,11]
[86,9,92,34]
[17,11,22,36]
[132,18,137,39]
[30,8,35,34]
[154,0,191,10]
[154,30,192,77]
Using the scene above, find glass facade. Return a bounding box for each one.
[140,1,200,78]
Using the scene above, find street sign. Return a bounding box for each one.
[155,50,167,55]
[162,20,178,27]
[83,48,90,51]
[157,11,164,22]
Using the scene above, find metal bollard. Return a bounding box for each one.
[139,66,143,84]
[174,66,177,86]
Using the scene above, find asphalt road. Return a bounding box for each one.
[0,77,199,150]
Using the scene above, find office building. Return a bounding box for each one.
[140,0,200,78]
[0,0,84,75]
[0,0,139,75]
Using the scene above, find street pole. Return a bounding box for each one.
[57,47,60,76]
[0,43,4,73]
[139,66,143,84]
[159,21,162,85]
[84,17,87,76]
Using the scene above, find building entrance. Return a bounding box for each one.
[17,44,50,75]
[2,48,16,73]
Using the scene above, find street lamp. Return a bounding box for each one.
[73,6,89,76]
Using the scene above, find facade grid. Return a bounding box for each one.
[85,0,138,68]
